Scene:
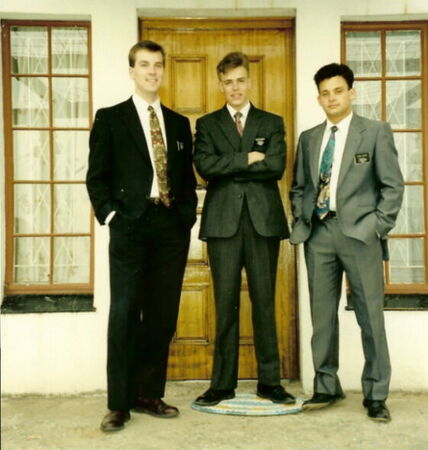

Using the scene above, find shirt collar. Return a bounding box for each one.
[326,112,353,132]
[132,93,162,114]
[226,102,251,121]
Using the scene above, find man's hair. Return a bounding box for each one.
[314,63,354,90]
[128,40,166,67]
[216,52,250,79]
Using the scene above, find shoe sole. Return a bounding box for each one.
[368,415,391,423]
[303,396,345,411]
[132,408,179,418]
[256,393,296,405]
[194,393,235,407]
[100,424,125,432]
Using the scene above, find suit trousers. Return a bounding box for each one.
[207,200,281,390]
[304,215,391,400]
[107,204,190,411]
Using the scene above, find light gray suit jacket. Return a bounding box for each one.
[290,113,404,246]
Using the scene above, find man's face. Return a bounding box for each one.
[317,75,355,123]
[129,49,164,100]
[219,65,251,111]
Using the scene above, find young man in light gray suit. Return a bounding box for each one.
[290,63,404,422]
[193,52,295,407]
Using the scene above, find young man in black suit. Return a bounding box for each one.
[86,40,197,432]
[193,52,295,406]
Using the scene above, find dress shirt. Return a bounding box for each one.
[318,112,353,211]
[226,102,251,129]
[132,93,168,198]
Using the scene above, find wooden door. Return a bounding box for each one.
[140,18,298,380]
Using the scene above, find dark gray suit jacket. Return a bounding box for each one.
[194,104,289,240]
[290,113,404,246]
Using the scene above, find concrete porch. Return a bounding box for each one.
[2,381,427,449]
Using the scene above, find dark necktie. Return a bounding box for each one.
[315,125,338,219]
[234,111,244,136]
[148,105,171,207]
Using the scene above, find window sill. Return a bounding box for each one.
[346,293,428,311]
[1,294,95,314]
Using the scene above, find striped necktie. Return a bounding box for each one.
[315,125,338,219]
[234,111,244,136]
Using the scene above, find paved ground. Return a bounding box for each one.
[2,381,428,450]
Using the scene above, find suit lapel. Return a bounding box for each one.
[119,97,151,163]
[337,114,365,186]
[215,106,242,151]
[241,105,261,152]
[309,122,326,186]
[161,105,178,173]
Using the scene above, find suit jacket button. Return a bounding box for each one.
[237,194,243,198]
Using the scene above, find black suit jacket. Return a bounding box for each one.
[194,104,289,239]
[86,97,197,231]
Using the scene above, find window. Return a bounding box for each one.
[2,20,93,300]
[342,21,428,306]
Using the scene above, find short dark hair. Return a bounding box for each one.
[128,40,166,67]
[314,63,354,90]
[216,52,250,79]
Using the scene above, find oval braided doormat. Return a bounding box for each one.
[191,393,304,416]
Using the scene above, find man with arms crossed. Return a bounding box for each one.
[193,52,295,406]
[290,63,404,422]
[86,40,197,431]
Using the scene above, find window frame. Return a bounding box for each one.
[2,19,94,296]
[341,20,428,297]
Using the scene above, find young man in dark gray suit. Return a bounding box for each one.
[290,63,404,422]
[86,40,197,431]
[193,52,295,406]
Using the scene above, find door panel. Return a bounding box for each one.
[140,18,298,380]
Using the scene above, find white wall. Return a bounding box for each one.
[1,0,427,394]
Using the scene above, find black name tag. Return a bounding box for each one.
[355,153,370,164]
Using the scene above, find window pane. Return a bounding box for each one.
[12,77,49,127]
[53,131,89,180]
[14,184,51,234]
[386,30,421,76]
[52,27,89,75]
[52,77,89,127]
[13,130,50,180]
[394,132,422,182]
[389,238,425,284]
[10,26,48,74]
[387,80,421,129]
[14,237,50,284]
[345,31,381,76]
[393,185,425,234]
[353,80,381,120]
[53,237,90,283]
[54,184,91,233]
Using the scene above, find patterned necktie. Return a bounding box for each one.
[234,111,244,136]
[315,125,338,219]
[148,105,171,207]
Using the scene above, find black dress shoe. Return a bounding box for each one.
[194,388,235,406]
[303,392,345,410]
[133,398,179,418]
[100,410,130,432]
[256,383,296,404]
[363,399,391,422]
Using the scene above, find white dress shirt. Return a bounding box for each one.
[226,102,251,129]
[132,93,168,198]
[318,112,353,211]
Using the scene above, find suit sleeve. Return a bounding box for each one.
[181,116,198,226]
[289,132,306,221]
[193,117,249,181]
[374,122,404,236]
[234,115,286,181]
[86,109,114,225]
